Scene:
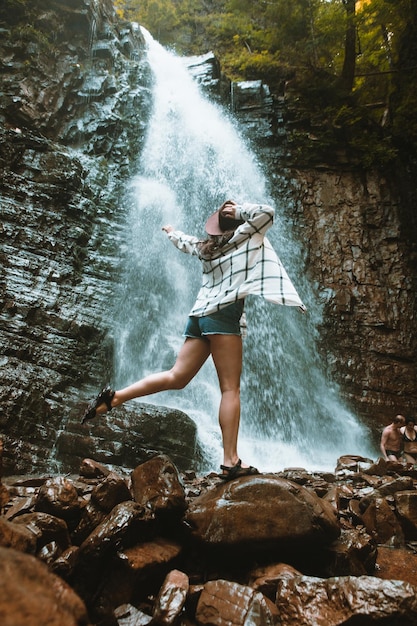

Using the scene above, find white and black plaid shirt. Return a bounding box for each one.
[167,203,306,321]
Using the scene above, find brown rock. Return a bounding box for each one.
[13,511,71,554]
[115,604,152,625]
[196,579,274,626]
[275,574,417,625]
[363,457,404,476]
[91,471,132,512]
[121,538,182,573]
[185,474,340,547]
[131,454,186,516]
[78,500,152,561]
[394,490,417,539]
[35,476,81,528]
[249,563,301,600]
[0,546,90,625]
[335,455,374,472]
[377,476,414,497]
[152,569,189,625]
[4,494,36,520]
[79,458,111,478]
[51,545,80,580]
[324,527,377,576]
[0,516,37,553]
[375,546,417,586]
[71,500,107,546]
[361,497,405,546]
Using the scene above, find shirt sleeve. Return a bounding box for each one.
[167,230,200,255]
[232,203,275,241]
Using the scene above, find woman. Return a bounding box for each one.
[81,200,306,480]
[400,417,417,464]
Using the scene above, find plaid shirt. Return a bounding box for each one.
[167,203,306,319]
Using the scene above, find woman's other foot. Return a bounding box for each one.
[81,387,115,424]
[220,459,259,481]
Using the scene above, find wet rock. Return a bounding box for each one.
[35,476,82,529]
[90,471,132,512]
[248,563,302,601]
[0,516,37,553]
[119,538,183,575]
[115,603,152,626]
[195,579,275,626]
[78,500,153,562]
[79,458,111,479]
[51,545,80,580]
[131,454,187,517]
[84,538,184,623]
[0,546,90,626]
[375,545,417,587]
[59,404,201,474]
[361,497,405,547]
[152,569,189,625]
[13,510,71,555]
[71,500,108,546]
[185,474,340,549]
[275,573,417,625]
[324,527,377,576]
[289,170,417,424]
[335,455,374,473]
[394,490,417,539]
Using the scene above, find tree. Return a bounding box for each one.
[340,0,357,93]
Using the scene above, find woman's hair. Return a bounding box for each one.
[198,230,236,258]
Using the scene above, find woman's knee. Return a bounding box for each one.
[167,369,190,390]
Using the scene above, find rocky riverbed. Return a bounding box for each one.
[1,442,417,626]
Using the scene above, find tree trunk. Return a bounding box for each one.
[340,0,356,93]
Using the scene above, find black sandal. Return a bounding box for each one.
[81,386,115,424]
[220,459,259,481]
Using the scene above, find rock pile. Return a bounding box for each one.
[2,451,417,625]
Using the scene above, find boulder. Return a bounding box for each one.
[90,471,132,512]
[394,490,417,539]
[275,573,417,625]
[0,516,37,553]
[0,546,90,626]
[195,579,275,626]
[35,476,82,529]
[185,474,340,549]
[131,454,187,517]
[361,497,405,547]
[152,569,189,625]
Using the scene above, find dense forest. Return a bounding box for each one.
[111,0,417,167]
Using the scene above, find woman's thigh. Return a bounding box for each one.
[209,334,242,391]
[171,337,211,385]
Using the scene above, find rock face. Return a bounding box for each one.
[288,170,417,425]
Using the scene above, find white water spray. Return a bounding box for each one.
[114,27,377,472]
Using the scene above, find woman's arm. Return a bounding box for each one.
[163,226,200,255]
[232,203,275,239]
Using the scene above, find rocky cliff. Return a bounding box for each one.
[1,0,416,474]
[231,79,417,435]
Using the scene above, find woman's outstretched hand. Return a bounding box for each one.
[162,225,174,233]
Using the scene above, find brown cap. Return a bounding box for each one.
[205,202,244,235]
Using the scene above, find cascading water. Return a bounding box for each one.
[114,27,377,472]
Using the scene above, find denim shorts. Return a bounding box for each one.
[183,300,244,338]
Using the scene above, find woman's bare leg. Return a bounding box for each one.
[209,334,243,469]
[95,338,211,414]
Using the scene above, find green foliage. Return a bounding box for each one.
[111,0,415,166]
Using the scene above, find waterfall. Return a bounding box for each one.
[114,27,377,473]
